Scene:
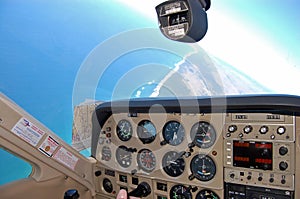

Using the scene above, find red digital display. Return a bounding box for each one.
[233,141,272,170]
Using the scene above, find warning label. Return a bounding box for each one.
[11,117,45,147]
[53,147,79,170]
[38,135,59,157]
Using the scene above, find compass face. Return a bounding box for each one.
[190,121,217,148]
[137,149,156,172]
[162,151,185,177]
[163,121,185,146]
[116,120,133,141]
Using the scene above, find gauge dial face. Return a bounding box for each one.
[103,178,113,193]
[196,189,219,199]
[190,121,216,148]
[190,154,216,181]
[162,151,185,177]
[137,120,156,144]
[116,120,133,141]
[170,185,192,199]
[116,146,132,168]
[163,121,185,146]
[101,146,112,161]
[137,149,156,172]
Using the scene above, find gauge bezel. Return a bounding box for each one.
[137,120,157,144]
[169,184,192,199]
[137,148,156,172]
[116,145,132,168]
[103,178,113,193]
[101,146,112,161]
[190,154,216,181]
[162,120,185,146]
[162,151,185,177]
[116,119,133,142]
[190,121,217,148]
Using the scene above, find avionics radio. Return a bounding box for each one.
[223,113,295,198]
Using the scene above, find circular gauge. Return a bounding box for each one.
[101,146,112,161]
[162,151,185,177]
[103,178,113,193]
[116,146,132,168]
[190,121,217,148]
[137,149,156,172]
[170,185,192,199]
[196,189,219,199]
[190,154,216,181]
[116,120,133,141]
[163,121,185,146]
[137,120,156,144]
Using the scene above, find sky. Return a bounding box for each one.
[119,0,300,95]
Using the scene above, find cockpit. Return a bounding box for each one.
[0,0,299,199]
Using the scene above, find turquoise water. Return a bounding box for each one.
[0,0,168,185]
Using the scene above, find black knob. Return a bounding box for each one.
[279,161,288,171]
[95,170,102,177]
[230,173,235,179]
[247,176,252,180]
[160,140,167,146]
[258,177,263,181]
[128,182,151,198]
[279,146,288,156]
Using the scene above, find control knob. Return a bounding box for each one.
[279,161,288,171]
[243,125,253,134]
[128,182,151,198]
[279,146,288,156]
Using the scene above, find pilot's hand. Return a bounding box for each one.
[117,189,140,199]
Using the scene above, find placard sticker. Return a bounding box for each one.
[11,117,45,147]
[38,135,59,157]
[53,147,79,170]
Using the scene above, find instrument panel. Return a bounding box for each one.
[95,112,224,198]
[92,95,300,199]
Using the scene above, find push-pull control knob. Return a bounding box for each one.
[128,182,151,198]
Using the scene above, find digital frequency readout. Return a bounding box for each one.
[233,141,272,170]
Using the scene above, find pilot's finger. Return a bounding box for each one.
[116,189,127,199]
